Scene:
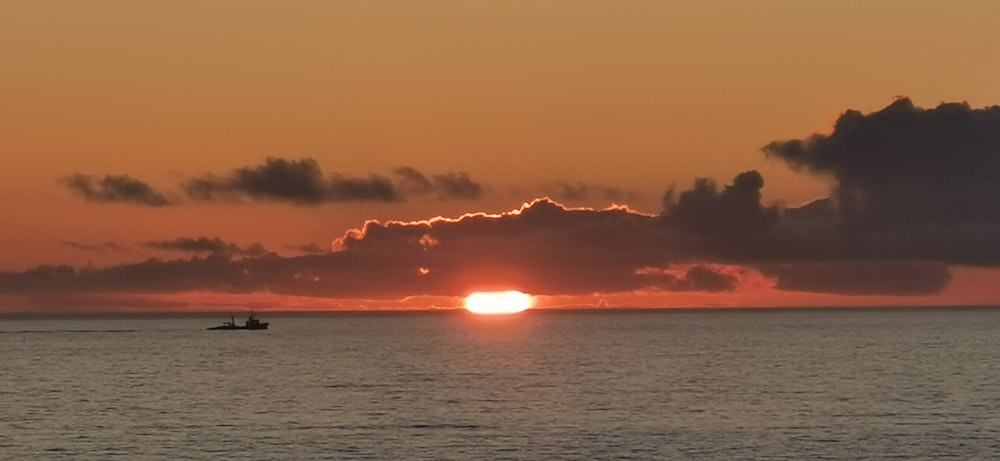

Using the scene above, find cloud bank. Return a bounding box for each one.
[141,237,269,258]
[766,97,1000,265]
[62,158,485,206]
[0,192,952,300]
[27,98,1000,306]
[182,158,485,204]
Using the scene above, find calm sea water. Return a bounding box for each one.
[2,308,999,460]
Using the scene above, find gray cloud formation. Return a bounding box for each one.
[62,159,486,207]
[28,97,1000,303]
[59,174,171,206]
[285,243,326,255]
[679,265,740,292]
[0,198,739,298]
[141,237,269,258]
[183,158,400,204]
[764,97,1000,265]
[761,261,951,296]
[764,98,1000,227]
[0,179,952,301]
[662,170,778,234]
[183,158,484,204]
[393,167,484,200]
[64,241,129,253]
[639,265,741,292]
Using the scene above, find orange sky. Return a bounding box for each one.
[2,1,1000,311]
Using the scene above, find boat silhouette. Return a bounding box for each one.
[207,313,269,330]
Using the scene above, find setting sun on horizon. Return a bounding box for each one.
[464,291,534,315]
[5,2,1000,459]
[2,2,1000,313]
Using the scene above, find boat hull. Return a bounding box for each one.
[207,314,269,330]
[206,324,268,331]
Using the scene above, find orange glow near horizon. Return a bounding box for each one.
[5,2,1000,309]
[464,290,534,315]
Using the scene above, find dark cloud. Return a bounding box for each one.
[327,198,664,297]
[59,159,484,208]
[393,166,483,199]
[662,170,778,234]
[0,200,665,298]
[183,158,400,204]
[764,97,1000,227]
[760,261,951,296]
[142,237,229,253]
[783,197,836,225]
[680,265,740,292]
[392,166,434,194]
[638,265,741,292]
[64,241,129,253]
[285,243,327,255]
[240,243,269,257]
[59,174,170,206]
[141,237,269,258]
[4,165,960,301]
[36,95,1000,304]
[429,172,483,199]
[763,98,1000,265]
[182,158,484,205]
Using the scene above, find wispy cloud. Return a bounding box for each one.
[141,237,269,257]
[285,243,327,255]
[60,158,486,207]
[183,158,399,204]
[59,174,170,206]
[182,158,484,204]
[63,241,130,253]
[393,166,483,200]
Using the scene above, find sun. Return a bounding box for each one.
[463,290,534,315]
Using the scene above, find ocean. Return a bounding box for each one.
[2,308,998,460]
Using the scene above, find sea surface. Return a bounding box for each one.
[2,308,999,460]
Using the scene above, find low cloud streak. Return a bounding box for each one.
[141,237,269,258]
[183,158,484,204]
[59,174,171,207]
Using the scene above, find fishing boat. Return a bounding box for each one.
[207,312,269,330]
